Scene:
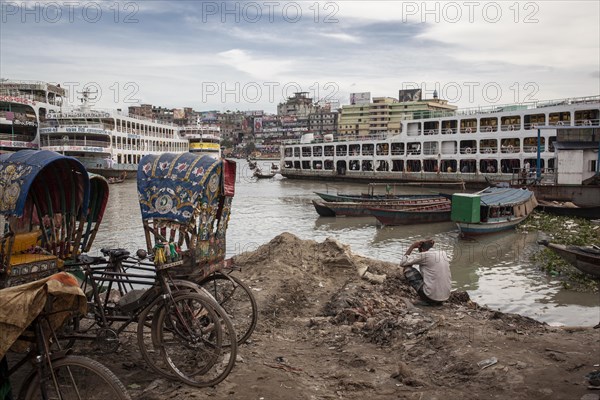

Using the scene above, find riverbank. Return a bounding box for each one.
[94,233,599,400]
[521,211,600,292]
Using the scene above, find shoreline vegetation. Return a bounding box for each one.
[521,211,600,292]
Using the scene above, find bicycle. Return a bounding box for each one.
[62,247,238,387]
[1,273,130,400]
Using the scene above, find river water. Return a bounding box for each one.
[94,159,599,327]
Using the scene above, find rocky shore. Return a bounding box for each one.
[75,233,600,399]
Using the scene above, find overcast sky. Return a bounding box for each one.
[1,0,599,113]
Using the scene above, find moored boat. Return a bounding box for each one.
[536,200,600,219]
[538,241,600,278]
[452,187,537,236]
[314,191,441,203]
[312,196,449,217]
[312,200,336,217]
[369,203,452,226]
[254,169,276,179]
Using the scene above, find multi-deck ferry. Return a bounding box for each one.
[0,80,65,153]
[281,96,600,188]
[180,124,221,159]
[38,89,189,177]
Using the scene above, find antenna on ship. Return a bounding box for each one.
[77,86,98,112]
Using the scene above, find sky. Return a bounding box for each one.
[1,0,599,113]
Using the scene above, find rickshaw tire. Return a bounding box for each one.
[155,292,236,387]
[199,273,258,345]
[19,355,131,400]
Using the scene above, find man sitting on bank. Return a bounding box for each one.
[400,239,451,306]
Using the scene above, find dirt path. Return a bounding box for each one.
[74,233,600,399]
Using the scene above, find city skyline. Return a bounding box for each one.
[1,1,599,113]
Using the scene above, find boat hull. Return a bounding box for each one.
[537,204,600,219]
[544,243,600,278]
[314,191,442,203]
[369,205,452,226]
[457,216,527,236]
[312,200,336,217]
[316,197,449,217]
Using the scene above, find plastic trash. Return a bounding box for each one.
[477,357,498,369]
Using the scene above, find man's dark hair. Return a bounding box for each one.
[419,239,434,252]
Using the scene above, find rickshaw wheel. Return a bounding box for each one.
[199,272,258,345]
[154,292,236,387]
[137,285,237,381]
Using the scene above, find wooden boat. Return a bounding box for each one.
[368,203,452,226]
[536,200,600,219]
[538,240,600,278]
[314,191,440,203]
[108,171,127,184]
[312,196,449,217]
[254,169,276,179]
[452,187,538,237]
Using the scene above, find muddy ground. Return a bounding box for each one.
[58,234,600,399]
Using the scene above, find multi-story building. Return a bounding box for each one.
[309,106,338,136]
[338,92,456,138]
[277,92,316,118]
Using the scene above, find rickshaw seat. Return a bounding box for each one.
[12,230,42,253]
[9,253,58,266]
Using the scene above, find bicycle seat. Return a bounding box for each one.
[77,254,107,265]
[100,248,130,260]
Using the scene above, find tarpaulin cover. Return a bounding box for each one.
[479,187,535,207]
[0,150,90,218]
[137,153,236,224]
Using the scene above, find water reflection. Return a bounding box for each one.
[92,160,599,326]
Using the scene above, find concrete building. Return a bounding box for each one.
[277,92,316,118]
[338,94,457,138]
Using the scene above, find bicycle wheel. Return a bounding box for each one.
[200,273,258,345]
[155,292,235,387]
[137,285,238,380]
[20,355,130,400]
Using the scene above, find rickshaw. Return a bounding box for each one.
[0,150,90,289]
[137,153,257,344]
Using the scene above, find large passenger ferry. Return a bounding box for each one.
[281,96,600,187]
[180,124,221,159]
[0,80,65,153]
[39,89,189,177]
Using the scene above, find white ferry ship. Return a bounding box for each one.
[180,124,221,159]
[281,96,600,187]
[39,89,189,177]
[0,80,65,153]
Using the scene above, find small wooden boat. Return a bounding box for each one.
[312,196,449,217]
[312,200,336,217]
[537,200,600,219]
[452,187,537,237]
[538,240,600,278]
[108,171,127,184]
[254,169,276,179]
[368,203,452,226]
[314,191,440,203]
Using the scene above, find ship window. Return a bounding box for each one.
[524,113,545,129]
[480,159,498,173]
[336,160,347,174]
[549,112,571,126]
[362,160,373,171]
[362,144,374,156]
[376,160,389,171]
[441,160,457,173]
[294,147,300,157]
[301,146,311,157]
[423,159,438,172]
[406,160,421,172]
[407,142,421,155]
[501,116,521,131]
[459,160,476,173]
[349,160,360,171]
[349,144,360,156]
[293,161,300,169]
[441,120,457,134]
[459,140,476,154]
[312,161,322,169]
[313,146,323,157]
[391,142,404,155]
[500,138,520,153]
[500,159,520,173]
[424,122,439,135]
[523,137,545,153]
[324,160,334,170]
[302,161,311,169]
[284,148,293,157]
[480,117,498,132]
[460,119,477,133]
[391,159,404,172]
[376,143,389,156]
[480,139,497,154]
[336,145,347,156]
[574,109,599,126]
[324,145,334,156]
[423,142,438,155]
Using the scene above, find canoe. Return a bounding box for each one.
[368,203,452,226]
[312,197,450,217]
[537,200,600,219]
[538,241,600,278]
[314,191,440,203]
[254,172,276,179]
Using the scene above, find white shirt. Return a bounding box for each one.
[400,249,452,301]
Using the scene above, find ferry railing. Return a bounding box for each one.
[500,124,520,131]
[0,133,36,142]
[45,139,110,148]
[574,118,599,126]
